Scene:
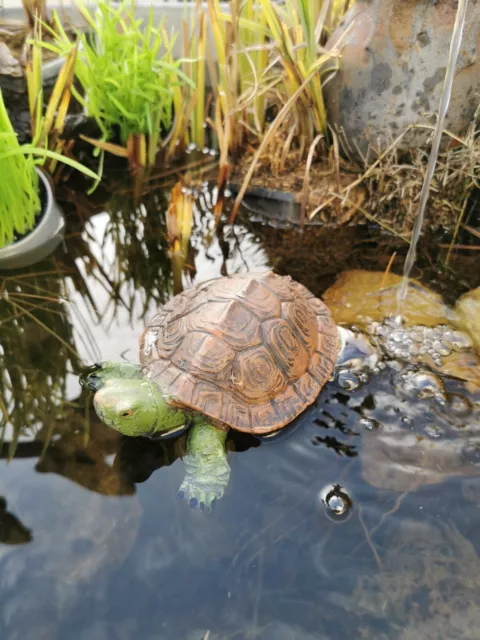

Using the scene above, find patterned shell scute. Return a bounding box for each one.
[139,271,338,434]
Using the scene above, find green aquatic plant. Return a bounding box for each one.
[26,19,79,173]
[0,90,40,248]
[202,0,351,221]
[0,82,99,250]
[167,0,207,157]
[43,0,193,174]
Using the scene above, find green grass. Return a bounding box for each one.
[0,91,41,249]
[43,0,193,170]
[26,19,79,171]
[29,0,351,210]
[0,83,99,250]
[204,0,350,220]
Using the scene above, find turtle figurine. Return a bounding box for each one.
[81,271,374,509]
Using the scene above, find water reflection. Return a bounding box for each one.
[0,264,87,456]
[0,497,32,545]
[0,179,479,639]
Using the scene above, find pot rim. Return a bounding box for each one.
[0,166,65,269]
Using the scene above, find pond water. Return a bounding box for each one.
[0,176,479,640]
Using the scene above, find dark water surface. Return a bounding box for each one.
[0,180,479,640]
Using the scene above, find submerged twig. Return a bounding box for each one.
[357,505,383,571]
[380,252,397,289]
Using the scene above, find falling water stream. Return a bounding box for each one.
[396,0,469,314]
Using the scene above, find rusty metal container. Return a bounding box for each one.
[325,0,480,159]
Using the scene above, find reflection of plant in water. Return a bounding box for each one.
[166,181,195,295]
[0,265,90,457]
[0,496,32,544]
[98,189,175,319]
[0,260,137,496]
[57,176,199,323]
[353,520,480,640]
[34,402,136,496]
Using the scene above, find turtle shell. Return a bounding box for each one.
[139,271,338,434]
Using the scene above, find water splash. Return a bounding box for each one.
[396,0,469,314]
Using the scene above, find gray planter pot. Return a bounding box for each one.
[325,0,480,159]
[0,168,65,270]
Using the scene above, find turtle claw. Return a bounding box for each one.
[177,475,225,511]
[177,420,231,509]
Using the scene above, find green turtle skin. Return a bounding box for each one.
[179,418,230,509]
[81,361,230,509]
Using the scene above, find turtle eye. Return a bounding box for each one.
[120,409,134,417]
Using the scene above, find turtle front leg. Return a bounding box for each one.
[80,361,143,392]
[178,417,230,510]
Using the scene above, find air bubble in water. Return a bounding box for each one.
[319,484,353,522]
[337,371,361,391]
[450,331,473,352]
[448,393,473,417]
[461,444,480,465]
[433,340,451,357]
[424,424,444,439]
[411,330,424,343]
[402,370,445,400]
[359,417,382,432]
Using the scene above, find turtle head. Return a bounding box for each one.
[80,360,143,392]
[93,378,186,438]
